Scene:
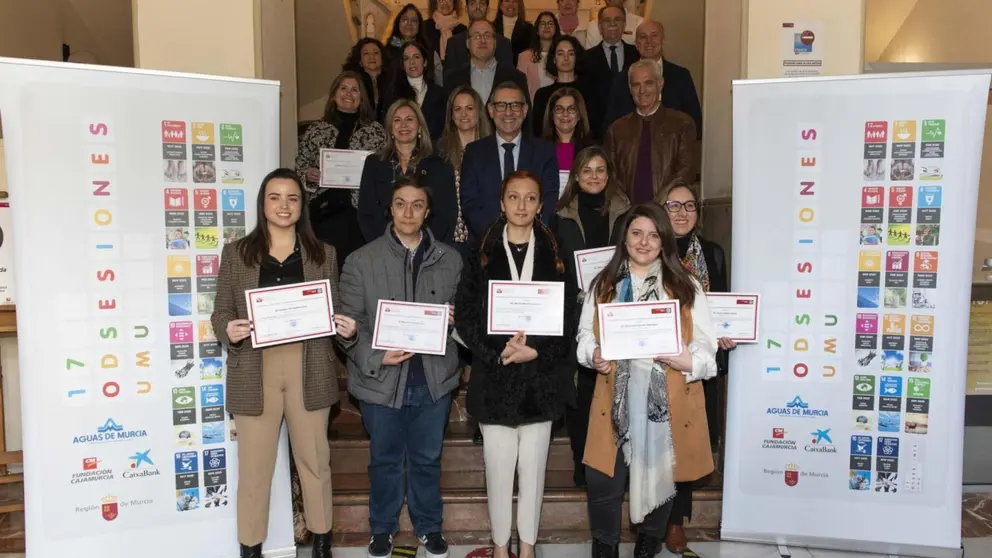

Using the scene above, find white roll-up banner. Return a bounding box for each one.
[0,57,295,557]
[722,71,991,558]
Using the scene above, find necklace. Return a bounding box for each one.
[511,242,527,253]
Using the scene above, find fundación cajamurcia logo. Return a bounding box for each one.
[73,418,149,445]
[71,457,114,485]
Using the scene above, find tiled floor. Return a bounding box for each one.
[299,537,989,557]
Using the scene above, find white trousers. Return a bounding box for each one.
[480,421,553,546]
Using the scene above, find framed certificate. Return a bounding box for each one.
[319,148,370,189]
[371,300,450,356]
[707,293,760,342]
[558,170,570,198]
[574,246,616,292]
[487,280,566,336]
[244,279,336,348]
[598,300,682,360]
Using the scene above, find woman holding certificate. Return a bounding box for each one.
[454,170,576,558]
[357,99,458,244]
[554,145,629,488]
[339,175,463,558]
[212,168,357,558]
[576,203,718,558]
[296,71,386,269]
[660,178,734,555]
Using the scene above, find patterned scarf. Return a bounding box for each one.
[681,233,710,292]
[432,11,461,60]
[610,258,676,522]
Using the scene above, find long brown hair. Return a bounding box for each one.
[541,87,591,144]
[556,145,621,215]
[378,98,434,161]
[592,203,696,308]
[322,71,375,127]
[478,170,565,274]
[439,86,492,168]
[237,168,326,268]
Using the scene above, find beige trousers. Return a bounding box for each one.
[235,342,333,546]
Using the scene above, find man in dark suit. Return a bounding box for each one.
[444,19,530,115]
[444,0,513,73]
[581,5,639,138]
[601,20,702,138]
[460,81,559,239]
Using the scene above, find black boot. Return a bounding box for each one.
[591,539,617,558]
[311,530,333,558]
[633,533,661,558]
[240,544,262,558]
[472,424,483,445]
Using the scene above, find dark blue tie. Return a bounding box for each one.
[502,142,515,179]
[609,45,619,73]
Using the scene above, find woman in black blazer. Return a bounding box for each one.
[358,98,457,244]
[660,178,735,555]
[379,41,446,140]
[493,0,535,66]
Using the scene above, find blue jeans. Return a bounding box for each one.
[359,384,451,536]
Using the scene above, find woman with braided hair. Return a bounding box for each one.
[454,170,576,558]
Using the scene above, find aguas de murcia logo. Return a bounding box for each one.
[73,419,148,445]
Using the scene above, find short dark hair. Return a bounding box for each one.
[343,38,383,72]
[388,175,434,224]
[488,80,526,104]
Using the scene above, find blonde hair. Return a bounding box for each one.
[378,99,434,161]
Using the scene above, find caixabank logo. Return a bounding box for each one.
[766,396,829,418]
[73,419,148,445]
[123,449,161,479]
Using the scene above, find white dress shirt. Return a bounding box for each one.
[601,39,625,72]
[496,132,522,177]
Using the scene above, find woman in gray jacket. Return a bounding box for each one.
[338,175,463,558]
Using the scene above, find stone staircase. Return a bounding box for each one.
[327,379,724,548]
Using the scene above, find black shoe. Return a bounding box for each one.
[472,425,483,445]
[419,532,450,558]
[311,530,333,558]
[591,538,618,558]
[366,534,393,558]
[633,532,661,558]
[240,544,262,558]
[573,465,587,488]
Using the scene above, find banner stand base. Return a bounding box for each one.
[721,531,963,558]
[777,544,791,557]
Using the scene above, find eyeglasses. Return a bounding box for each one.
[400,17,420,25]
[469,32,495,42]
[553,105,578,115]
[491,101,526,112]
[663,200,698,213]
[539,21,557,28]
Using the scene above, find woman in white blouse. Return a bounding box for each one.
[575,202,718,558]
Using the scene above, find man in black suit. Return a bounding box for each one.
[581,5,639,138]
[601,20,702,138]
[444,0,513,74]
[460,81,559,239]
[444,20,530,114]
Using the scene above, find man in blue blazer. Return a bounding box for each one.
[460,81,559,240]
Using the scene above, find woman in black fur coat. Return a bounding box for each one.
[454,170,575,558]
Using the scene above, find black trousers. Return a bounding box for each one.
[565,367,598,467]
[586,451,674,546]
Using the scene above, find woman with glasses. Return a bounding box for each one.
[542,87,593,175]
[516,11,561,102]
[343,38,386,116]
[383,4,431,77]
[659,178,735,555]
[494,0,535,66]
[554,146,630,487]
[380,41,447,140]
[531,35,585,133]
[455,170,575,558]
[358,99,457,245]
[577,202,718,558]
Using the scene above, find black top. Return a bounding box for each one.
[334,110,359,149]
[258,241,304,288]
[577,191,609,249]
[508,241,528,274]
